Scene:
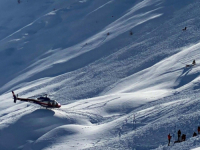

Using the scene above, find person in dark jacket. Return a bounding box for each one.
[178,130,181,141]
[198,126,200,134]
[193,132,197,137]
[182,27,187,31]
[192,60,196,65]
[182,134,186,141]
[168,133,172,146]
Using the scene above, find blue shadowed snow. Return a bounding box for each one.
[1,0,200,150]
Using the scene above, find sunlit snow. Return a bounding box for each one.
[1,0,200,150]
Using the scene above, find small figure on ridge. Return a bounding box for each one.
[168,133,172,146]
[182,27,187,31]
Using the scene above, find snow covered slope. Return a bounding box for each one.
[1,0,200,149]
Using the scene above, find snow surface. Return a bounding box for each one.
[1,0,200,149]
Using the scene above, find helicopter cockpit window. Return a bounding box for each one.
[53,100,56,106]
[37,97,50,101]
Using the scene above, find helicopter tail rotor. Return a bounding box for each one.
[12,91,17,103]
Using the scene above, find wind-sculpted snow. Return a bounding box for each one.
[1,0,200,150]
[1,0,198,100]
[0,0,164,95]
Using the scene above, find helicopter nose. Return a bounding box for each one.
[58,104,61,108]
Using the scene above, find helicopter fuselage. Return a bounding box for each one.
[12,91,61,108]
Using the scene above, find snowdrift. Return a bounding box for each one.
[1,0,200,150]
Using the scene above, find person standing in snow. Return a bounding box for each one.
[181,134,186,141]
[168,133,172,146]
[178,130,181,141]
[198,126,200,134]
[192,60,196,65]
[193,132,197,137]
[182,27,187,31]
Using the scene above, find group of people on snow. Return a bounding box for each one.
[168,126,200,146]
[182,27,187,31]
[186,60,196,68]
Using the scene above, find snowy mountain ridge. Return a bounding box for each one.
[1,0,200,149]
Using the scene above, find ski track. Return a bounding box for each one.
[1,0,200,150]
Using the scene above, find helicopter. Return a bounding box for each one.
[12,91,61,108]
